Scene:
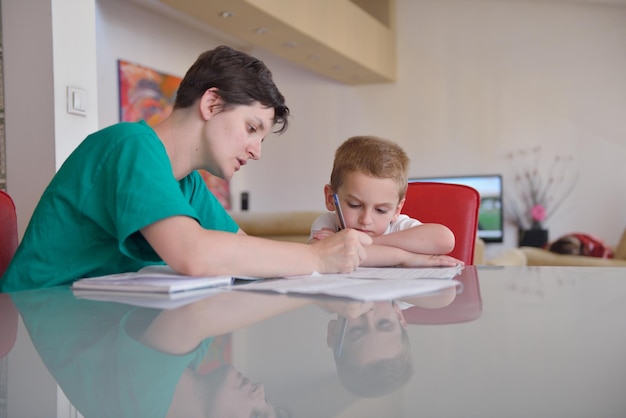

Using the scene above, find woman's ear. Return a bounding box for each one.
[200,88,222,120]
[323,184,336,211]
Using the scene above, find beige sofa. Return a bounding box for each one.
[231,211,526,266]
[232,211,323,243]
[520,228,626,267]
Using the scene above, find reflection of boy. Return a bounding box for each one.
[310,135,462,267]
[325,288,457,397]
[327,301,412,397]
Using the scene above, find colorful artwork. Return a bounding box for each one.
[118,60,231,209]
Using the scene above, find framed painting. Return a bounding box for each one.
[118,60,231,209]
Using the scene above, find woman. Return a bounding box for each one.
[1,46,371,292]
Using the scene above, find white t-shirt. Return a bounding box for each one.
[309,212,421,241]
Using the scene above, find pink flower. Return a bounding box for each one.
[505,147,576,230]
[531,204,546,222]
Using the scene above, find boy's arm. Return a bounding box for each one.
[361,244,461,267]
[371,223,455,255]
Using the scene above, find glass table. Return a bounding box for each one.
[1,265,625,417]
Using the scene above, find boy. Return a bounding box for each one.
[1,46,371,292]
[310,135,461,267]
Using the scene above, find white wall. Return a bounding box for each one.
[3,0,100,413]
[3,0,99,236]
[93,0,626,256]
[52,0,99,167]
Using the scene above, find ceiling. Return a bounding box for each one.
[126,0,625,85]
[127,0,396,85]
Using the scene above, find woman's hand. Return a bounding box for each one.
[311,229,372,273]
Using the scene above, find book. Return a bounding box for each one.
[71,266,234,294]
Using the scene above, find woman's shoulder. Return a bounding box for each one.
[80,121,162,158]
[92,121,154,142]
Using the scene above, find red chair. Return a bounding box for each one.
[402,181,480,265]
[0,190,19,358]
[1,190,18,276]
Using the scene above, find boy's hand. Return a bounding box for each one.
[312,229,372,273]
[311,228,336,241]
[400,253,464,268]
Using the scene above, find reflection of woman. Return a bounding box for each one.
[11,287,318,417]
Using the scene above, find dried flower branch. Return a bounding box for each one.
[505,146,577,230]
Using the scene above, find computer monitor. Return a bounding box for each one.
[408,174,503,243]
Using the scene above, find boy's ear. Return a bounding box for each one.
[392,197,406,222]
[323,184,336,212]
[393,303,408,329]
[326,319,338,348]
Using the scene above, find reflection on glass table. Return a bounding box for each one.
[10,287,319,417]
[3,266,626,417]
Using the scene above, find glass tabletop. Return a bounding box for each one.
[1,265,625,418]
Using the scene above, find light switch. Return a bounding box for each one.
[67,86,87,116]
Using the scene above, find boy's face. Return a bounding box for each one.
[327,301,408,364]
[326,172,404,237]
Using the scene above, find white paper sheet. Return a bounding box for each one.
[235,265,464,301]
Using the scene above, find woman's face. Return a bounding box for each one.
[203,99,275,181]
[205,365,277,418]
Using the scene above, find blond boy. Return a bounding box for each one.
[310,135,462,267]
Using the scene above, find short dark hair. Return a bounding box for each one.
[174,45,290,134]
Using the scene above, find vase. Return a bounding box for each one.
[518,228,549,248]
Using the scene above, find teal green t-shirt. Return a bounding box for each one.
[1,121,238,291]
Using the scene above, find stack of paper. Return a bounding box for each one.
[235,265,464,301]
[71,264,464,306]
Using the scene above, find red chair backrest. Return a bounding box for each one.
[0,190,18,276]
[0,190,18,358]
[402,182,480,265]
